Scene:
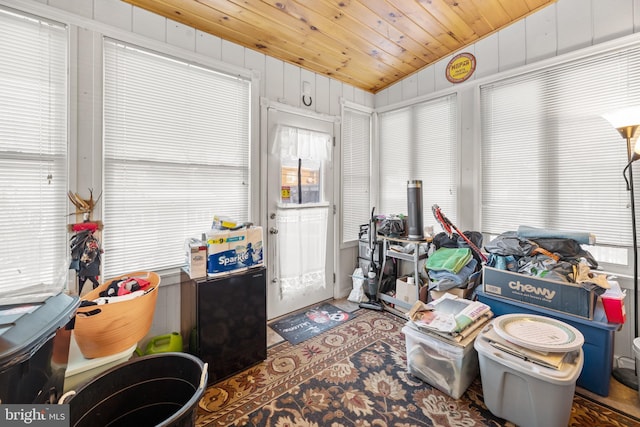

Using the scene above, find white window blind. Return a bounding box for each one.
[480,44,640,247]
[341,106,372,243]
[0,7,68,294]
[378,94,458,228]
[103,39,251,277]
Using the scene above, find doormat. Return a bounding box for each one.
[269,303,357,345]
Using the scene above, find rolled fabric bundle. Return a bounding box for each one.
[517,225,595,245]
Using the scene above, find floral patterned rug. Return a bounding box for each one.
[196,308,639,427]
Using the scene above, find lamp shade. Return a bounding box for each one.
[633,141,640,162]
[602,106,640,129]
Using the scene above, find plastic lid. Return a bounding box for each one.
[492,313,584,353]
[0,293,79,367]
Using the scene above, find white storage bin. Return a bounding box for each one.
[402,325,479,399]
[64,332,136,392]
[474,327,583,427]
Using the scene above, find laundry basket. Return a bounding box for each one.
[73,271,160,359]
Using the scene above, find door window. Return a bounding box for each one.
[273,125,331,206]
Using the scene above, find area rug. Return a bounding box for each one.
[268,302,356,345]
[196,308,640,427]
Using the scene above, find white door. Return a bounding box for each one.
[265,106,335,320]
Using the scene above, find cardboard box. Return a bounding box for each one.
[430,287,473,300]
[396,276,418,305]
[185,239,207,279]
[482,266,595,320]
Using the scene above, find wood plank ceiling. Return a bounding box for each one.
[122,0,556,93]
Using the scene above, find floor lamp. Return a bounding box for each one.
[603,107,640,390]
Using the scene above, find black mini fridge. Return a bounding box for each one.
[0,292,80,403]
[181,267,267,384]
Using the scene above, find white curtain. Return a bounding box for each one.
[272,126,332,161]
[273,126,331,299]
[276,207,329,298]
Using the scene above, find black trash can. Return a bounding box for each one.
[0,292,79,404]
[63,352,208,427]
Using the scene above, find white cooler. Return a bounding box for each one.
[474,314,584,427]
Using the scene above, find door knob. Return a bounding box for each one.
[269,227,278,234]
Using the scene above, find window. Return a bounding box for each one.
[275,126,330,205]
[378,94,458,228]
[0,7,68,298]
[103,39,251,277]
[480,44,640,255]
[341,104,372,243]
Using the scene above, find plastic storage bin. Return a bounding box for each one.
[476,289,617,396]
[402,324,479,399]
[64,332,136,392]
[475,325,583,427]
[0,292,80,403]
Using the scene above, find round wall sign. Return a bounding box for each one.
[445,52,476,83]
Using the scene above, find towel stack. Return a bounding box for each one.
[426,247,479,295]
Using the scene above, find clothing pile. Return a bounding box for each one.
[76,276,154,313]
[425,231,484,295]
[484,227,609,295]
[96,277,153,301]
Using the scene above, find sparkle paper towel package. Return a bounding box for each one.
[245,226,264,267]
[206,226,264,276]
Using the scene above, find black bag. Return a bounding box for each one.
[530,238,598,269]
[433,231,484,263]
[377,217,405,237]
